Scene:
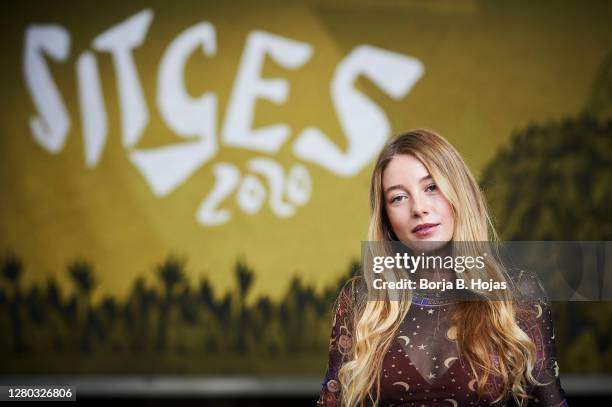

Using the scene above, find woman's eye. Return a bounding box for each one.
[391,195,407,203]
[425,183,437,192]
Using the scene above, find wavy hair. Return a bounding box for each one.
[337,129,538,406]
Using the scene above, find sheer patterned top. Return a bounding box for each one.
[317,277,568,407]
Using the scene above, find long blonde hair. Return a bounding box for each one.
[338,129,538,406]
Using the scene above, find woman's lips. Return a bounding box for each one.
[411,223,440,237]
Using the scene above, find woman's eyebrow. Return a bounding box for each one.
[384,184,407,194]
[384,175,433,194]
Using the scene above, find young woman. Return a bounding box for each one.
[317,129,568,406]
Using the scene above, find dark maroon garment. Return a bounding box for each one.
[317,279,568,407]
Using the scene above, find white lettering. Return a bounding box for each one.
[222,31,313,153]
[93,9,153,148]
[293,45,423,176]
[24,24,71,153]
[77,52,107,167]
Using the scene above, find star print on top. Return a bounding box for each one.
[317,276,568,407]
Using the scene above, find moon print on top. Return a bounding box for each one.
[317,277,568,407]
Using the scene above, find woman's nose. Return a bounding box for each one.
[411,194,429,217]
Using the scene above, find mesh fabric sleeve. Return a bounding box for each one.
[316,279,356,407]
[515,294,569,406]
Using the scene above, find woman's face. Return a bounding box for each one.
[382,154,455,249]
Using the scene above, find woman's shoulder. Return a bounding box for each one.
[508,269,548,302]
[507,269,553,330]
[337,275,367,308]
